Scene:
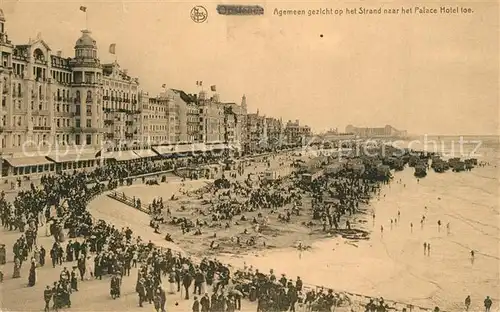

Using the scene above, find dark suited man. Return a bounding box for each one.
[182,270,193,300]
[200,293,210,312]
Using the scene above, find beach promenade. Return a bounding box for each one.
[2,151,498,312]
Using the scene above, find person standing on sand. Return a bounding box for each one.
[484,296,492,312]
[410,223,413,233]
[380,225,384,237]
[437,220,441,232]
[424,242,427,256]
[465,295,471,311]
[427,243,431,256]
[446,222,450,235]
[390,219,393,230]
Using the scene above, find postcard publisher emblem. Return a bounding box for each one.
[190,6,208,23]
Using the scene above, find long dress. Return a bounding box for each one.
[168,272,176,294]
[12,257,21,278]
[28,261,37,286]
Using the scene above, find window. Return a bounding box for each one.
[86,134,92,145]
[75,134,80,145]
[75,119,80,128]
[75,105,81,116]
[56,119,60,127]
[86,119,92,128]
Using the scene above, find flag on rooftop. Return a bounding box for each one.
[79,6,87,12]
[196,81,203,86]
[210,85,216,92]
[108,43,116,55]
[162,84,166,88]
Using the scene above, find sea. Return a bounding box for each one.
[220,135,500,312]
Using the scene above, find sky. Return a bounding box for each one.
[2,0,498,135]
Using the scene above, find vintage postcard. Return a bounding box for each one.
[0,1,498,312]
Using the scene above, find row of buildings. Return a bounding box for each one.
[0,10,312,177]
[345,125,407,138]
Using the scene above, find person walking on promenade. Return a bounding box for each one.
[192,296,200,312]
[183,270,193,300]
[44,285,52,312]
[28,258,37,286]
[39,246,46,267]
[465,295,471,311]
[484,296,492,312]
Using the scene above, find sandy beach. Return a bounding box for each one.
[87,150,499,312]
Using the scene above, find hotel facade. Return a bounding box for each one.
[0,10,311,178]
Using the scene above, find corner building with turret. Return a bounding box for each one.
[0,10,142,176]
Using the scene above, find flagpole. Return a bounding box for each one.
[86,11,89,30]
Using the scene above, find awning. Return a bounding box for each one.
[115,151,141,161]
[211,143,228,150]
[192,143,207,152]
[175,145,194,153]
[99,151,118,159]
[4,156,53,167]
[134,149,159,158]
[47,153,97,163]
[153,145,175,155]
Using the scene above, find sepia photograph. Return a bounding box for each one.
[0,1,498,312]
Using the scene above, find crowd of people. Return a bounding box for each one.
[0,150,496,312]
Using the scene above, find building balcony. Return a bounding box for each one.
[103,96,110,100]
[71,81,100,87]
[56,127,73,132]
[82,127,98,133]
[34,59,47,65]
[33,126,51,131]
[104,120,114,126]
[70,127,82,134]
